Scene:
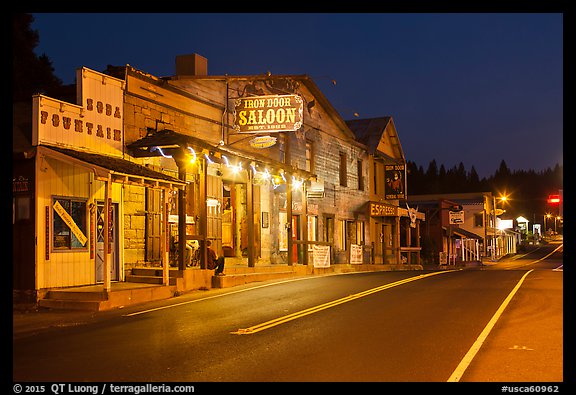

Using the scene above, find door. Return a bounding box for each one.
[292,215,301,263]
[96,202,119,282]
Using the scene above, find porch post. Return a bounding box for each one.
[247,168,255,267]
[162,189,169,285]
[103,173,112,293]
[176,154,187,271]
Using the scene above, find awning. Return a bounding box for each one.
[127,128,316,180]
[38,145,186,189]
[443,226,483,239]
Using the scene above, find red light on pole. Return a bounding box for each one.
[547,194,561,204]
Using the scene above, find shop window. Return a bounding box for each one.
[52,197,87,250]
[324,215,334,245]
[307,215,318,251]
[356,221,365,244]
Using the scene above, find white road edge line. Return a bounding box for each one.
[447,269,535,382]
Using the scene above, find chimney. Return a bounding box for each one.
[175,53,208,76]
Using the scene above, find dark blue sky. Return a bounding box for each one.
[31,13,563,178]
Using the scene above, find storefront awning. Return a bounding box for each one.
[38,145,186,189]
[443,226,483,239]
[127,128,316,180]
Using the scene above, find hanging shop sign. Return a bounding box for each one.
[233,94,303,133]
[249,135,277,148]
[369,202,398,217]
[384,164,406,200]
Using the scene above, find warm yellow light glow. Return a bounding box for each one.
[292,176,303,190]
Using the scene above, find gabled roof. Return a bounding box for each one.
[160,69,359,142]
[346,116,405,162]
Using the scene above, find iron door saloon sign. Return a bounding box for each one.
[233,94,303,133]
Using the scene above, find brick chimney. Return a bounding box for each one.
[175,53,208,76]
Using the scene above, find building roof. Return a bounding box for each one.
[345,116,405,161]
[40,145,185,189]
[443,226,483,239]
[345,117,391,153]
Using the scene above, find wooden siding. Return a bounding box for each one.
[36,155,123,289]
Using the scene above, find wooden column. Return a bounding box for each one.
[103,173,112,294]
[199,157,208,269]
[247,168,255,267]
[286,173,293,266]
[416,220,421,265]
[302,180,308,265]
[176,154,187,272]
[394,216,401,264]
[162,190,169,285]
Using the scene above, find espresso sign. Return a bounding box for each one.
[233,94,303,133]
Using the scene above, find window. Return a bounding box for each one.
[52,197,87,250]
[339,152,347,187]
[306,140,314,173]
[338,219,347,249]
[373,161,378,195]
[324,215,334,245]
[474,212,484,227]
[356,221,365,244]
[279,134,286,164]
[307,215,318,251]
[357,160,364,191]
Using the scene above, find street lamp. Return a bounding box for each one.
[491,194,508,260]
[545,213,552,235]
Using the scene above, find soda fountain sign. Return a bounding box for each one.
[233,94,303,133]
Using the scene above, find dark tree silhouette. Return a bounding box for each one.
[13,13,63,102]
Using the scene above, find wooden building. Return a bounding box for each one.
[13,53,425,303]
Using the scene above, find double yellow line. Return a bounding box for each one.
[231,270,456,335]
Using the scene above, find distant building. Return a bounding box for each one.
[408,192,518,265]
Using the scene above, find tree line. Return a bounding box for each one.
[13,14,563,223]
[406,159,563,220]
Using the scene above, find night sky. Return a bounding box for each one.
[30,13,563,178]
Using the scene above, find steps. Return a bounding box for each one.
[125,268,180,285]
[211,265,299,288]
[38,283,176,312]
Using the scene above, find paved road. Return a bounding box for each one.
[12,241,568,386]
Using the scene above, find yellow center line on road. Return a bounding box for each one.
[231,270,457,335]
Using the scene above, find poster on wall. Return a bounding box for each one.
[350,244,363,264]
[279,212,288,251]
[384,164,406,200]
[313,245,331,268]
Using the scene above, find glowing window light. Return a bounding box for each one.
[292,176,303,190]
